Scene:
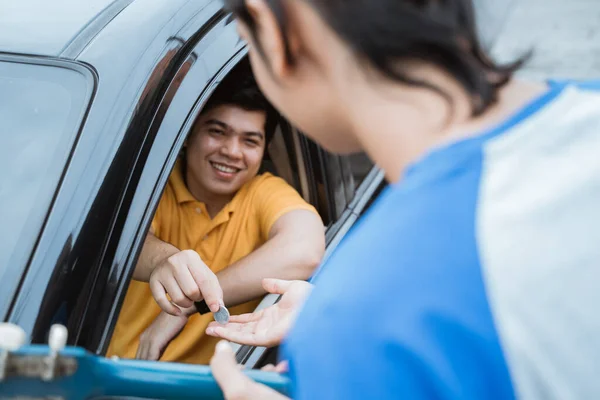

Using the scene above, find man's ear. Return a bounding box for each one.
[244,0,298,80]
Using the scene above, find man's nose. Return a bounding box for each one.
[220,137,243,160]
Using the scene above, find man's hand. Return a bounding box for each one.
[149,249,223,315]
[135,311,189,361]
[210,341,289,400]
[206,279,313,347]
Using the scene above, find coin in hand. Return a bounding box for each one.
[214,306,230,325]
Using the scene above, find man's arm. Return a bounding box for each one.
[133,208,323,316]
[132,228,179,282]
[134,209,323,361]
[215,209,324,309]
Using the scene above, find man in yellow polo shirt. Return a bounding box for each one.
[106,64,325,365]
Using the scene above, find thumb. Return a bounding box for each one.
[211,341,252,399]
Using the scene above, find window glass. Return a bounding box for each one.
[0,60,92,312]
[347,152,374,189]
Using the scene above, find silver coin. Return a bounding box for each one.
[214,306,230,325]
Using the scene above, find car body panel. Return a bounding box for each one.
[0,0,119,56]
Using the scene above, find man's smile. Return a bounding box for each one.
[210,161,242,175]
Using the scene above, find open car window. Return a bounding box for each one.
[0,59,93,316]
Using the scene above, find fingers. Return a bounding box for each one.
[262,279,296,295]
[216,311,262,324]
[172,263,202,302]
[135,312,188,362]
[149,279,181,316]
[206,322,247,336]
[274,360,289,373]
[211,341,290,400]
[211,341,253,399]
[206,324,260,346]
[151,250,221,313]
[187,257,223,313]
[136,335,158,361]
[261,361,288,373]
[136,343,159,361]
[135,341,145,360]
[261,364,277,372]
[205,311,261,337]
[161,275,194,309]
[147,346,160,361]
[139,345,159,361]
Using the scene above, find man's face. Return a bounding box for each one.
[186,104,267,200]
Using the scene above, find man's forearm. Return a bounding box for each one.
[134,211,324,311]
[217,236,320,307]
[217,212,325,308]
[133,233,181,282]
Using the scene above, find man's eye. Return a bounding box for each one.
[209,129,224,136]
[245,139,259,146]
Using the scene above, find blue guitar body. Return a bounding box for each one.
[0,345,291,399]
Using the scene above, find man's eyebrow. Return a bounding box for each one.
[205,119,264,140]
[205,119,230,129]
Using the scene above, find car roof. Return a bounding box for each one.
[0,0,122,57]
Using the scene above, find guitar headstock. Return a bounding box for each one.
[0,323,291,399]
[0,323,99,398]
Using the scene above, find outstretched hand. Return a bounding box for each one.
[206,279,313,347]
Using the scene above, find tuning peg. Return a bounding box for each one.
[48,324,68,353]
[0,323,26,352]
[0,323,26,381]
[41,324,68,382]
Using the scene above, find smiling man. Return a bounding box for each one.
[106,62,325,365]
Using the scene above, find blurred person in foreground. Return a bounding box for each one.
[208,0,600,399]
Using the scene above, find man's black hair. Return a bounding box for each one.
[201,59,279,146]
[224,0,528,116]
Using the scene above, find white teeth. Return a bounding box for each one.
[212,162,237,174]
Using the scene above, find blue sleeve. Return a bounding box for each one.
[282,154,516,400]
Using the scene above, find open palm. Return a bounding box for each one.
[206,279,313,347]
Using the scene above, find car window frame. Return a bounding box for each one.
[94,14,250,354]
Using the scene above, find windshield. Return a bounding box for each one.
[0,59,93,317]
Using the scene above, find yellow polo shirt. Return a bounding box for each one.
[107,160,317,364]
